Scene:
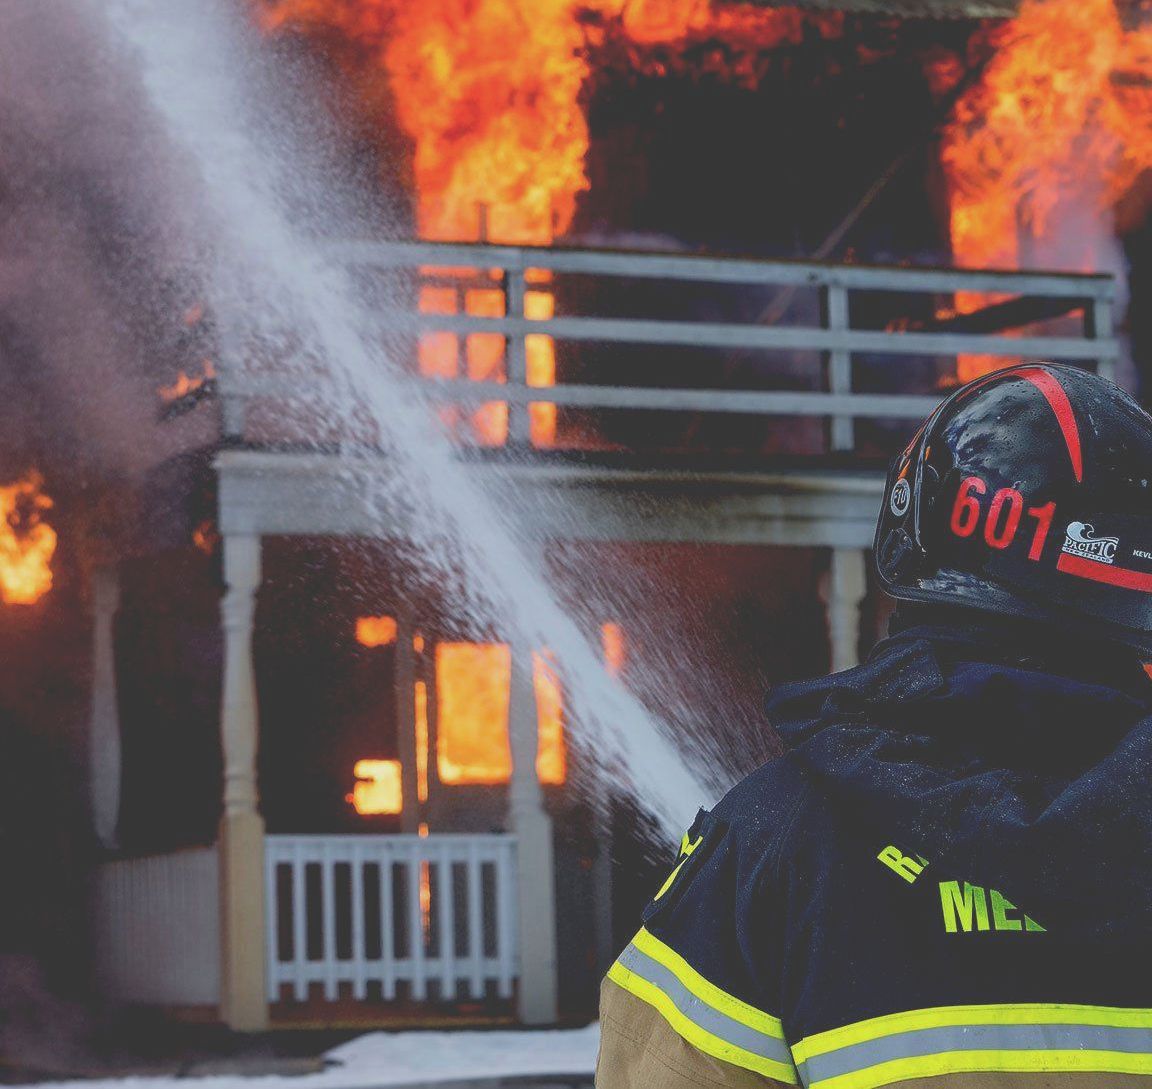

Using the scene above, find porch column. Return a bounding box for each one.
[825,548,868,672]
[507,644,558,1024]
[89,564,121,850]
[218,533,268,1031]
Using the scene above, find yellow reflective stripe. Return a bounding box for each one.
[793,1003,1152,1063]
[654,833,703,900]
[809,1048,1152,1089]
[633,926,786,1039]
[607,961,798,1083]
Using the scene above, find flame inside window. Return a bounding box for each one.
[351,623,567,814]
[435,643,566,786]
[0,473,56,606]
[356,615,399,648]
[347,758,403,815]
[942,0,1152,380]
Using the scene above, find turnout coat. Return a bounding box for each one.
[597,618,1152,1088]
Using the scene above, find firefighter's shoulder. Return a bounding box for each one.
[643,752,812,927]
[597,757,809,1089]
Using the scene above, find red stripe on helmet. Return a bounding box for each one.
[1057,552,1152,591]
[1018,367,1083,483]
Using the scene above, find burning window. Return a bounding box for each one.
[435,642,566,786]
[350,620,566,815]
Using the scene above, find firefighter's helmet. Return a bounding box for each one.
[875,362,1152,653]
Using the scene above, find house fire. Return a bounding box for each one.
[0,0,1141,1049]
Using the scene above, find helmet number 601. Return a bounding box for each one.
[949,476,1056,561]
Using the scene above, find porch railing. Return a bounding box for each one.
[264,833,518,1004]
[217,241,1118,453]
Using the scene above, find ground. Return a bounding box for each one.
[18,1027,599,1089]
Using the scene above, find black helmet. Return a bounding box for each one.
[875,362,1152,655]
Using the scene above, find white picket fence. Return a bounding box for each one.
[264,834,518,1004]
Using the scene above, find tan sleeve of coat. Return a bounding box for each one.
[596,975,796,1089]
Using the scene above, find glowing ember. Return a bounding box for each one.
[435,642,566,786]
[347,758,403,815]
[356,615,399,647]
[159,359,216,403]
[192,519,219,555]
[415,678,430,803]
[602,621,626,676]
[0,473,56,606]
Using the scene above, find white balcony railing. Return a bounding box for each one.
[264,833,518,1004]
[217,241,1119,454]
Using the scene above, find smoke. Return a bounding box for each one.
[0,2,215,483]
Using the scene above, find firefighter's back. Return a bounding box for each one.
[598,364,1152,1087]
[598,624,1152,1088]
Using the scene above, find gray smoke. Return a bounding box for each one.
[0,1,217,483]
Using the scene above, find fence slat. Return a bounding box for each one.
[291,843,307,1000]
[350,842,366,1000]
[467,840,484,999]
[265,849,278,1001]
[437,844,456,1000]
[823,285,853,451]
[321,842,338,1001]
[496,839,516,999]
[380,858,396,1000]
[408,846,427,1000]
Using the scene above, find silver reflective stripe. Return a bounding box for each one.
[616,942,794,1067]
[804,1022,1152,1086]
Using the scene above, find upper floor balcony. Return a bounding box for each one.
[204,240,1119,551]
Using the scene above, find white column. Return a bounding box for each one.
[217,533,268,1031]
[826,548,868,672]
[507,644,558,1024]
[89,564,121,850]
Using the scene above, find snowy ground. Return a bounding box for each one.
[33,1025,600,1089]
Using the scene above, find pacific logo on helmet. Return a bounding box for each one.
[1061,521,1119,565]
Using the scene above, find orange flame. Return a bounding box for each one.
[159,360,216,403]
[602,621,626,676]
[415,678,430,803]
[943,0,1152,380]
[0,473,56,606]
[255,0,841,447]
[192,520,219,556]
[356,614,399,647]
[435,642,566,786]
[347,758,404,815]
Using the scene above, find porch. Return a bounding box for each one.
[89,241,1120,1033]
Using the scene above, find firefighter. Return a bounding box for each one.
[597,362,1152,1089]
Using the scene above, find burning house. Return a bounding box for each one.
[0,0,1142,1046]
